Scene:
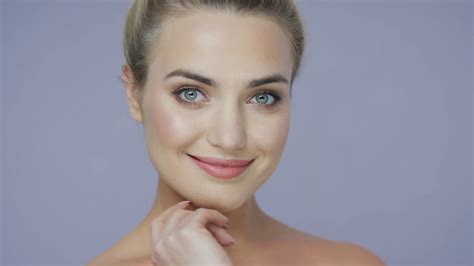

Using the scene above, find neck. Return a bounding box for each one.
[139,175,270,247]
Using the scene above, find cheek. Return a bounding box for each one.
[142,90,203,178]
[151,105,184,144]
[141,92,196,180]
[144,92,195,148]
[253,112,290,155]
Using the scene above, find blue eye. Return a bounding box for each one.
[172,86,282,108]
[250,91,280,106]
[172,86,206,106]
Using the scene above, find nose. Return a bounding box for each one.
[207,102,247,152]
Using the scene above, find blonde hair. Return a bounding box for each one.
[122,0,305,96]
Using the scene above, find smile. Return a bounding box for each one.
[186,154,255,179]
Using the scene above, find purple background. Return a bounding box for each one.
[1,0,472,265]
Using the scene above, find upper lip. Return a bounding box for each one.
[187,154,254,167]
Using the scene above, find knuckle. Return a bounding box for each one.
[208,209,221,216]
[150,217,165,230]
[204,208,226,219]
[192,208,227,221]
[174,208,190,216]
[193,208,210,220]
[166,234,181,245]
[158,234,179,249]
[177,225,195,237]
[195,207,208,215]
[195,207,219,217]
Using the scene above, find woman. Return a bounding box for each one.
[88,0,385,265]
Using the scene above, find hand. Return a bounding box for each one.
[150,200,236,266]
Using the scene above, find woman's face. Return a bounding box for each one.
[131,9,293,212]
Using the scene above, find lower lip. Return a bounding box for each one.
[188,155,253,179]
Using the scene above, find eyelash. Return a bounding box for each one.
[171,85,282,109]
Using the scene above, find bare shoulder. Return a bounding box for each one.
[260,218,386,266]
[86,250,124,266]
[86,223,152,266]
[315,239,387,266]
[86,249,153,266]
[266,220,385,266]
[86,246,117,266]
[86,239,152,266]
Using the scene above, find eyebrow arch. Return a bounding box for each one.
[164,68,288,88]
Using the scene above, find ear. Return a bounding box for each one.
[121,64,143,123]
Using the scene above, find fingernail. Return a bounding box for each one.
[177,200,191,207]
[227,234,236,244]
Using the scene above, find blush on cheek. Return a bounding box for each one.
[146,94,200,149]
[151,104,184,145]
[258,113,290,142]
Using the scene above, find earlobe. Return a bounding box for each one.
[121,64,144,123]
[125,85,144,123]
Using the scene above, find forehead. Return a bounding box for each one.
[147,9,293,84]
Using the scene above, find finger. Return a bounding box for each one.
[206,223,236,246]
[182,200,198,211]
[152,201,191,227]
[188,208,230,229]
[150,201,192,243]
[162,200,199,232]
[161,209,194,236]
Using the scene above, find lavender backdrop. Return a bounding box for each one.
[1,0,472,265]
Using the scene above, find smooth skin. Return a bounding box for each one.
[150,201,234,265]
[87,8,386,266]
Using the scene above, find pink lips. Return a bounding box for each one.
[187,154,254,179]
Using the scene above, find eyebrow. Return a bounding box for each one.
[164,68,288,88]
